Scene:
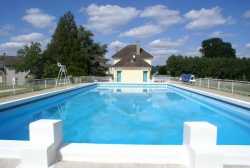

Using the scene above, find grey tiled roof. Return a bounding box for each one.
[112,45,153,59]
[112,45,153,67]
[113,53,151,67]
[3,56,22,66]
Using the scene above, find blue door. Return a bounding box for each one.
[117,71,121,82]
[143,71,147,82]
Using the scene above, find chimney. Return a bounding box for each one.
[115,46,119,53]
[136,41,140,55]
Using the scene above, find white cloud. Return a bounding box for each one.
[119,24,164,38]
[0,30,9,36]
[148,36,189,48]
[11,33,47,43]
[0,24,14,36]
[22,8,56,29]
[105,41,129,63]
[150,49,180,65]
[232,44,238,48]
[184,6,235,29]
[243,10,250,18]
[208,31,236,38]
[117,5,183,40]
[0,32,49,54]
[147,36,190,65]
[185,47,202,56]
[108,41,128,48]
[185,51,200,56]
[82,4,140,34]
[2,24,14,30]
[140,5,183,26]
[78,7,85,13]
[246,43,250,48]
[151,49,180,55]
[0,42,27,52]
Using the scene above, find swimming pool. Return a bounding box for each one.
[0,83,249,145]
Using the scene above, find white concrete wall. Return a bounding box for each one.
[143,58,152,65]
[5,65,28,84]
[121,69,143,82]
[21,120,62,168]
[0,120,250,167]
[113,67,151,82]
[113,59,121,65]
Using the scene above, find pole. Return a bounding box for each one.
[232,81,234,93]
[45,79,47,89]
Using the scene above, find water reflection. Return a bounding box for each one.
[57,100,71,120]
[114,88,151,93]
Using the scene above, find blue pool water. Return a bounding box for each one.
[0,84,249,145]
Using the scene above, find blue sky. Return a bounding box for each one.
[1,0,250,65]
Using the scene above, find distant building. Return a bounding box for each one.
[0,54,28,84]
[100,63,113,75]
[112,41,153,82]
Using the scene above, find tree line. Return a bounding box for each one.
[166,55,250,81]
[13,11,108,78]
[164,38,250,81]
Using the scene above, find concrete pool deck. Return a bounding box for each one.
[0,82,250,168]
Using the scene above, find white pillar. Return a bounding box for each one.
[21,120,63,168]
[184,122,223,168]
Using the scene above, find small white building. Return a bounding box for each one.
[0,55,28,84]
[112,41,153,82]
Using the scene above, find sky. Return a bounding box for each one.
[1,0,250,66]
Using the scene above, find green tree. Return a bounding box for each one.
[78,25,108,76]
[166,55,185,77]
[44,11,89,77]
[200,38,236,58]
[158,66,167,75]
[0,54,3,62]
[244,58,250,80]
[166,54,250,81]
[13,42,43,78]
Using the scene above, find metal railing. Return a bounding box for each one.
[195,78,250,96]
[0,76,112,98]
[2,76,249,98]
[170,77,250,96]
